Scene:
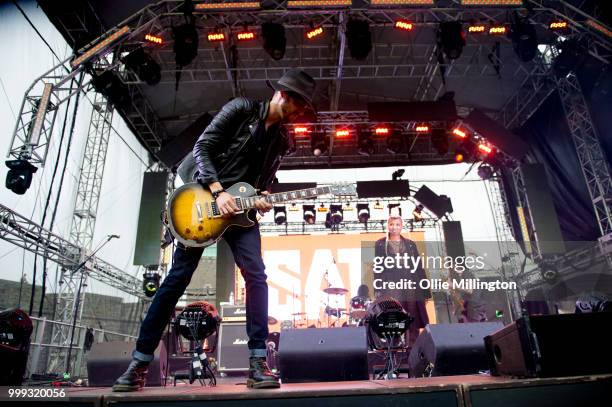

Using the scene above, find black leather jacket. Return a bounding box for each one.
[179,97,292,191]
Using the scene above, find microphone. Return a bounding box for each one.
[108,234,120,239]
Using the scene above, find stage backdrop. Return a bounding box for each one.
[235,231,435,330]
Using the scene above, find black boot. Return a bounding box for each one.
[112,359,149,392]
[247,357,280,389]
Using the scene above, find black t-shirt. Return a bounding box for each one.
[244,120,280,188]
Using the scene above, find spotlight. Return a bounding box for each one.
[468,24,486,33]
[294,126,310,135]
[303,205,316,224]
[357,203,370,223]
[335,129,350,138]
[539,260,558,282]
[549,21,568,30]
[412,204,424,221]
[431,128,449,155]
[478,143,494,156]
[454,150,466,163]
[415,125,430,133]
[237,29,256,41]
[386,132,403,154]
[173,23,199,67]
[394,20,413,32]
[207,32,225,42]
[306,26,323,39]
[477,164,494,180]
[365,297,412,341]
[90,70,130,108]
[311,132,328,156]
[143,271,161,297]
[438,21,465,60]
[262,22,286,60]
[392,169,405,181]
[509,19,537,62]
[123,47,161,86]
[274,206,287,224]
[5,159,37,195]
[388,203,402,217]
[358,131,375,156]
[452,127,467,139]
[488,25,507,35]
[144,34,163,44]
[375,126,390,135]
[346,19,372,60]
[325,204,343,228]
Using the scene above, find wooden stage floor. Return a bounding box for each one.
[6,373,610,407]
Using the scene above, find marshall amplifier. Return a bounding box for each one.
[485,313,612,378]
[217,321,249,372]
[220,304,247,323]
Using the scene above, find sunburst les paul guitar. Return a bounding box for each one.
[166,181,356,248]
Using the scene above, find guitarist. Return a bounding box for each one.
[113,69,317,391]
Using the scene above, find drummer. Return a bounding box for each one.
[374,213,431,347]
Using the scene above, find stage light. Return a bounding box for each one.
[358,131,375,156]
[477,164,494,180]
[173,23,199,67]
[586,19,612,39]
[438,21,465,60]
[509,20,537,62]
[336,129,350,138]
[329,204,344,224]
[489,26,507,35]
[318,203,328,212]
[90,70,130,108]
[195,1,260,10]
[495,310,504,318]
[415,125,430,132]
[262,22,286,60]
[375,126,390,135]
[549,21,568,30]
[386,132,403,154]
[431,128,449,155]
[306,26,324,39]
[478,143,493,155]
[5,159,37,195]
[454,150,465,162]
[468,25,486,33]
[175,301,220,341]
[303,205,316,224]
[207,32,225,42]
[394,20,413,32]
[346,19,372,61]
[294,126,310,135]
[274,206,287,224]
[373,0,433,4]
[143,271,161,297]
[237,31,256,41]
[123,47,161,86]
[388,203,402,217]
[392,169,404,180]
[452,128,467,139]
[311,133,328,156]
[71,25,129,68]
[145,34,163,44]
[365,297,411,342]
[374,200,383,210]
[460,0,522,5]
[357,203,370,223]
[288,0,351,7]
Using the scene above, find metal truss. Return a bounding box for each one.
[260,217,439,234]
[0,203,145,299]
[556,73,612,238]
[48,92,114,373]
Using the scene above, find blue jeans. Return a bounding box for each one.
[134,222,269,361]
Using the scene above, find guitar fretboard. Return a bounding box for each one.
[237,186,333,210]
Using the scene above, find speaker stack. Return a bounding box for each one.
[216,304,249,372]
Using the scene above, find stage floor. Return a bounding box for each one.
[17,373,611,407]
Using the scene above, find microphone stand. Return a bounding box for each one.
[65,235,119,376]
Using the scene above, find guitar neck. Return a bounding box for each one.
[237,186,334,210]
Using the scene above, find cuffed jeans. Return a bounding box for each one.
[133,223,269,362]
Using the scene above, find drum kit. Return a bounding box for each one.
[276,286,372,329]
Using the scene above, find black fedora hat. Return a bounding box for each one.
[267,68,317,113]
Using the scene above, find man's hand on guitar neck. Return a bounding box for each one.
[254,191,273,214]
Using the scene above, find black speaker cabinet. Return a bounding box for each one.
[408,322,504,377]
[279,327,369,383]
[217,323,250,372]
[485,313,612,378]
[87,341,166,387]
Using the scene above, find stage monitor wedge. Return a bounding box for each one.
[356,180,410,198]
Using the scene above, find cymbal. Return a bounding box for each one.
[268,316,278,325]
[323,287,348,295]
[291,312,306,316]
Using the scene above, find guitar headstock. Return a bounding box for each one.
[329,182,357,196]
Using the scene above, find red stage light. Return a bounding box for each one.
[306,26,324,39]
[294,126,309,134]
[415,125,430,132]
[468,25,486,33]
[455,152,465,162]
[207,32,225,42]
[336,129,350,138]
[374,127,390,135]
[395,20,414,32]
[237,31,256,41]
[145,34,163,44]
[478,143,493,154]
[452,128,467,138]
[489,26,507,35]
